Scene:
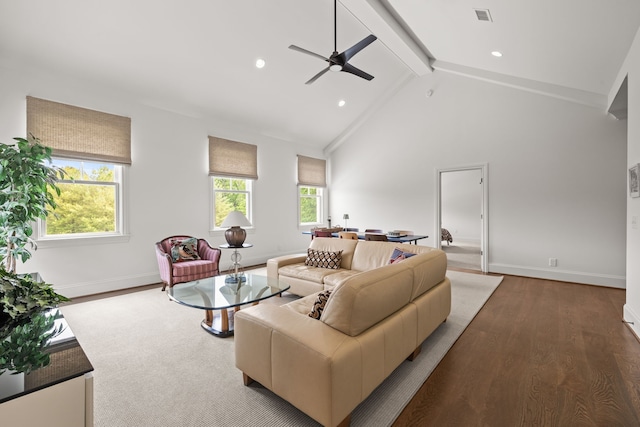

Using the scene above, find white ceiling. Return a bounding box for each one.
[1,0,639,150]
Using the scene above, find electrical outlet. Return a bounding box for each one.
[549,258,558,267]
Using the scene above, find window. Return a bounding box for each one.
[41,158,124,237]
[297,155,326,226]
[26,96,131,242]
[212,177,252,229]
[208,136,258,231]
[299,186,323,225]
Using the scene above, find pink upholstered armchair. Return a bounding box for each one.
[155,235,221,291]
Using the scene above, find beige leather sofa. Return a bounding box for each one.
[235,239,451,427]
[267,237,442,297]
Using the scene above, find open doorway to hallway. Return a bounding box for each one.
[436,165,488,272]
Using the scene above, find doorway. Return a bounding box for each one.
[435,165,488,272]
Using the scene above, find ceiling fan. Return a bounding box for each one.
[289,0,377,85]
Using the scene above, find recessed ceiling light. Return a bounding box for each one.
[338,100,346,107]
[255,58,266,68]
[491,51,503,58]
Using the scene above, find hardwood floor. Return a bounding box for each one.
[393,273,640,427]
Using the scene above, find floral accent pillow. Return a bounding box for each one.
[308,290,332,319]
[388,248,417,264]
[304,249,343,269]
[170,237,201,262]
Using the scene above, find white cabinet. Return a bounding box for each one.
[0,372,93,427]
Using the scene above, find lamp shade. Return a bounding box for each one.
[343,214,349,220]
[221,211,252,227]
[221,211,251,247]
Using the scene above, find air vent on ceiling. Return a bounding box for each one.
[474,9,493,22]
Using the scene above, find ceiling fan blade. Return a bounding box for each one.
[341,63,374,81]
[338,35,377,64]
[289,45,330,62]
[305,66,331,85]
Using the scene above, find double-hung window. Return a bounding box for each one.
[209,136,257,230]
[297,155,326,226]
[212,177,252,228]
[299,186,323,225]
[27,96,131,241]
[44,159,123,236]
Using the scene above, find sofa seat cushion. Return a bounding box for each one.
[278,263,344,284]
[322,270,362,289]
[283,293,320,315]
[172,259,218,281]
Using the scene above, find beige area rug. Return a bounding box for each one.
[60,270,503,427]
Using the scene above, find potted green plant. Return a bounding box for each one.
[0,135,63,272]
[0,268,69,375]
[0,136,68,376]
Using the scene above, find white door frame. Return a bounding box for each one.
[435,163,489,272]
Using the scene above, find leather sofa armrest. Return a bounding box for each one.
[235,304,362,427]
[266,253,307,277]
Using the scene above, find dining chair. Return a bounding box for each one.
[365,233,388,241]
[312,230,334,239]
[338,232,358,240]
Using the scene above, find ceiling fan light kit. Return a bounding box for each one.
[289,0,377,85]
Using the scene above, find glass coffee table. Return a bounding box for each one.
[167,273,290,337]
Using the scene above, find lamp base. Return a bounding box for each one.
[224,226,246,247]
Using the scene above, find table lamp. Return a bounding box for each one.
[221,210,252,247]
[343,213,349,230]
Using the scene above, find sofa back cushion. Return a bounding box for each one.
[399,250,447,300]
[309,237,358,270]
[350,241,436,271]
[320,262,413,336]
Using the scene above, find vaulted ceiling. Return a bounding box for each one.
[1,0,639,150]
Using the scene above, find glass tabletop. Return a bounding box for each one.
[167,273,290,311]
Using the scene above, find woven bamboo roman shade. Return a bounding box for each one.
[297,155,326,187]
[26,96,131,164]
[208,136,258,179]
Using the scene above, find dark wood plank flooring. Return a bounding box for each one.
[393,273,640,427]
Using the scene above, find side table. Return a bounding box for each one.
[219,243,253,282]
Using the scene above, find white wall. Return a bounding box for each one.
[0,65,319,297]
[616,27,640,339]
[329,71,627,287]
[0,53,631,297]
[441,169,482,241]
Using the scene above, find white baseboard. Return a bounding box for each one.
[489,263,626,288]
[623,304,640,340]
[57,272,162,298]
[57,254,301,297]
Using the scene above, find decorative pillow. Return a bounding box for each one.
[389,247,417,264]
[304,249,342,269]
[308,290,332,319]
[170,238,201,262]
